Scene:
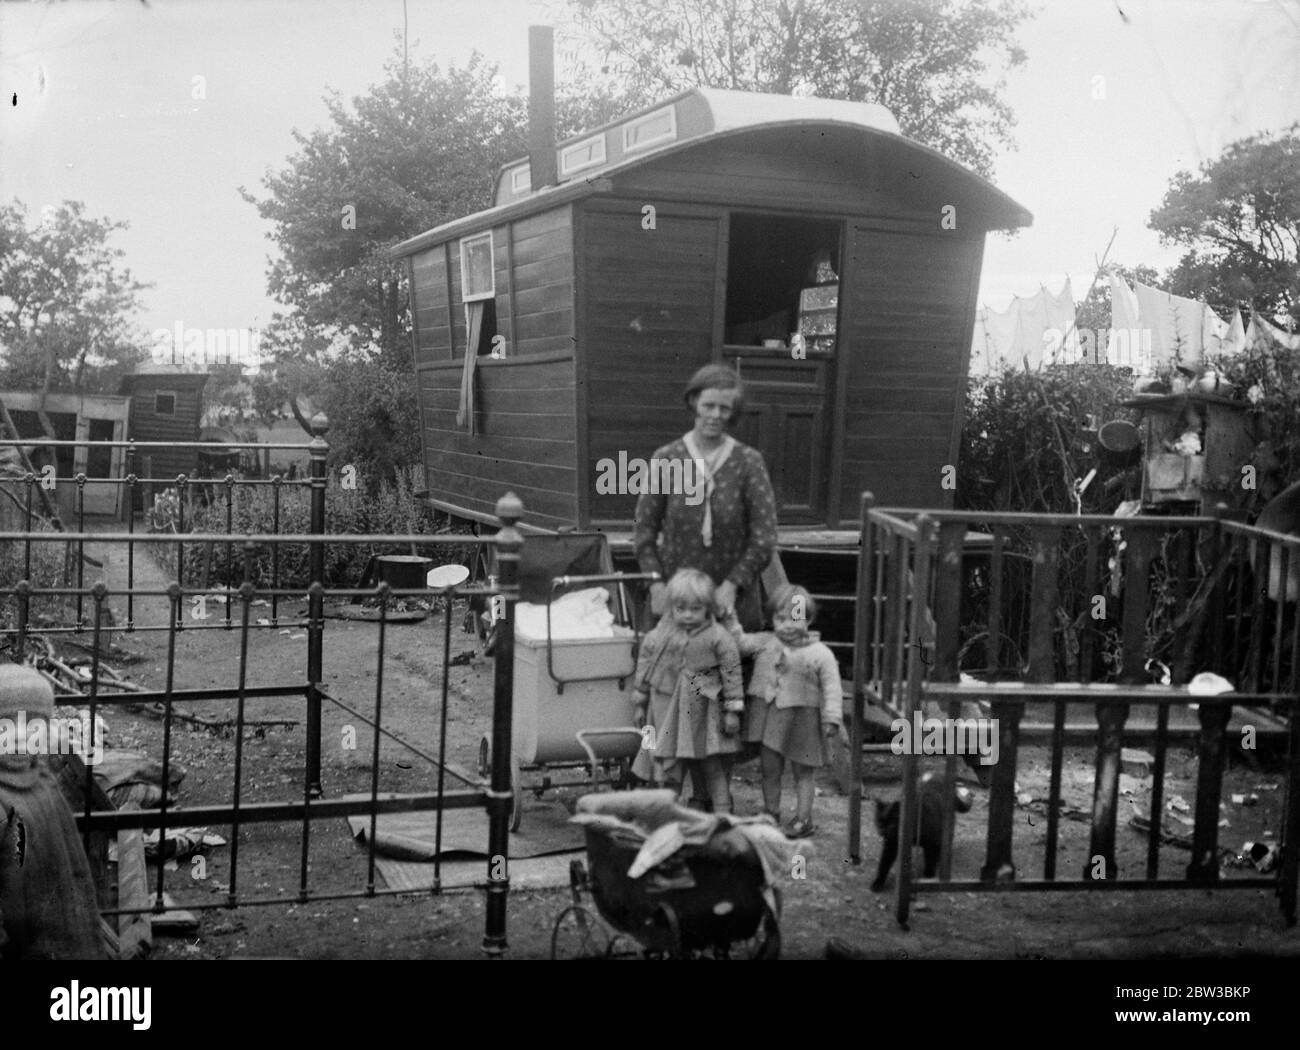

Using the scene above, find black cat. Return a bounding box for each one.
[871,773,972,891]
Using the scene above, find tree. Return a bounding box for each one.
[1149,125,1300,327]
[241,49,636,368]
[560,0,1030,177]
[239,54,522,364]
[0,200,149,397]
[317,353,423,492]
[238,46,639,487]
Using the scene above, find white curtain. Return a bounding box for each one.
[457,301,485,434]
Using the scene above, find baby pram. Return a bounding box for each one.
[552,790,789,959]
[476,532,657,831]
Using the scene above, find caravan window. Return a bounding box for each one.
[459,233,495,302]
[724,214,841,353]
[454,231,499,359]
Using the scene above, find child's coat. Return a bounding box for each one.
[632,618,744,778]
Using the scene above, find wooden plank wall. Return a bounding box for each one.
[510,209,574,358]
[838,226,983,514]
[416,358,577,527]
[410,244,452,364]
[614,135,924,221]
[407,206,578,526]
[580,202,719,524]
[128,381,204,483]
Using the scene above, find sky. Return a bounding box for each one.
[2,0,1299,361]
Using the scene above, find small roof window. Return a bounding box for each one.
[560,134,607,176]
[622,105,677,153]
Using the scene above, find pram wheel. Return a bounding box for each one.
[714,893,781,960]
[569,858,589,899]
[478,734,522,832]
[550,905,611,960]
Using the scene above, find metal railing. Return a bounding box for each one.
[1,421,529,955]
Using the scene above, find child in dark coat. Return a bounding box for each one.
[0,665,105,959]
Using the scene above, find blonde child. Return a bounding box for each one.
[631,569,745,813]
[728,584,842,838]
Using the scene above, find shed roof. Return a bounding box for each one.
[390,86,1030,259]
[119,364,211,391]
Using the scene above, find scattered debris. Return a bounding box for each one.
[11,633,299,734]
[151,893,200,936]
[1128,802,1192,849]
[1120,748,1153,778]
[1234,841,1280,873]
[143,827,226,863]
[1166,795,1190,814]
[95,750,186,809]
[1188,672,1234,696]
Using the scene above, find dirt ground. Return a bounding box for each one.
[49,539,1300,961]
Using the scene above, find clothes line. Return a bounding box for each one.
[972,272,1298,375]
[969,278,1079,373]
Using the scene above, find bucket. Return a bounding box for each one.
[1098,419,1140,453]
[374,555,433,590]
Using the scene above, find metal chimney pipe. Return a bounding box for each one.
[528,25,558,190]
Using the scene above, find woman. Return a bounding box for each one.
[634,364,778,631]
[631,365,778,806]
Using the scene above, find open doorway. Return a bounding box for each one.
[724,214,841,352]
[724,213,841,523]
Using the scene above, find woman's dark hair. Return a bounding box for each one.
[683,364,744,413]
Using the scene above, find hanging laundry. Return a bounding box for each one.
[1105,274,1145,368]
[971,297,1024,371]
[1202,304,1232,359]
[969,279,1079,372]
[1248,310,1300,351]
[1054,278,1081,363]
[1224,309,1246,355]
[1014,290,1053,370]
[1132,282,1206,370]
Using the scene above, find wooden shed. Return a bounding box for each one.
[390,88,1031,532]
[119,366,208,507]
[0,390,132,518]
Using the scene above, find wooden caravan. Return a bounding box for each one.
[390,88,1032,532]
